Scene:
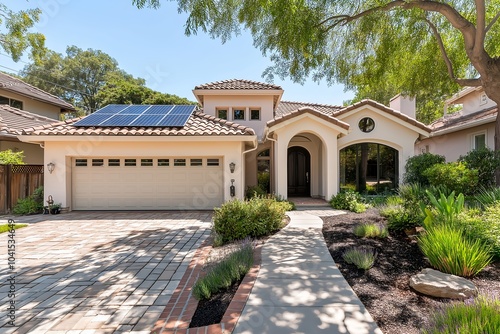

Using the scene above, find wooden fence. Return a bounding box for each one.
[0,164,44,214]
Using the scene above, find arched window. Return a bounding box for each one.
[257,149,270,193]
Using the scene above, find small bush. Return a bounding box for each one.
[422,191,465,228]
[418,224,492,277]
[424,162,478,195]
[353,223,388,238]
[342,247,377,270]
[213,197,287,244]
[330,190,367,213]
[459,147,500,188]
[192,240,254,300]
[404,153,445,185]
[423,294,500,334]
[245,185,267,199]
[383,184,428,232]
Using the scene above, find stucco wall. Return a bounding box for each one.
[0,90,62,119]
[456,90,496,115]
[416,123,495,162]
[0,140,44,164]
[42,138,247,209]
[202,95,274,140]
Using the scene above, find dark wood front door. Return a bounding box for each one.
[287,147,310,197]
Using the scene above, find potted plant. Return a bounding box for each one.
[44,203,62,214]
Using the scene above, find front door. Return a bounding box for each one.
[287,147,310,197]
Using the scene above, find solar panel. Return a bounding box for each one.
[74,104,195,127]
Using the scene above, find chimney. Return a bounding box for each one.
[390,94,416,119]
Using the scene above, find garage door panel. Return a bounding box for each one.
[73,157,223,210]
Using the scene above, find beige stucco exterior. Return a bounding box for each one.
[0,90,62,120]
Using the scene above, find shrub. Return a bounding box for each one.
[12,186,44,215]
[459,147,500,188]
[423,294,500,334]
[213,197,287,244]
[353,223,388,238]
[192,239,253,300]
[423,162,478,195]
[404,153,445,185]
[245,185,267,199]
[383,184,427,232]
[0,149,25,164]
[342,247,377,270]
[422,191,465,228]
[330,190,367,213]
[418,224,492,277]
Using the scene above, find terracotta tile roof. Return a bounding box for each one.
[276,101,342,117]
[267,107,349,130]
[0,104,58,138]
[21,111,255,136]
[430,106,497,132]
[334,99,431,133]
[0,72,75,111]
[194,79,282,91]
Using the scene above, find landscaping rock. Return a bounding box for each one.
[409,268,477,300]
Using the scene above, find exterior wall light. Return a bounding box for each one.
[229,162,235,173]
[47,162,55,174]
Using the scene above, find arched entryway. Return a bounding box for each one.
[287,146,311,197]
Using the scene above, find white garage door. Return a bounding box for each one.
[72,157,223,210]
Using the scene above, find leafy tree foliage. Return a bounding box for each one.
[0,149,24,165]
[0,3,45,62]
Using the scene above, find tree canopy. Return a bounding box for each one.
[0,3,45,62]
[21,46,195,113]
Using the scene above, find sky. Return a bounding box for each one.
[1,0,354,106]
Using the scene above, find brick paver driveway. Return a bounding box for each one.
[0,211,212,334]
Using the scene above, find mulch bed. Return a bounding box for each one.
[322,208,500,334]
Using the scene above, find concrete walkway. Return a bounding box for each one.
[233,210,382,334]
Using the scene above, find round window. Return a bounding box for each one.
[359,117,375,133]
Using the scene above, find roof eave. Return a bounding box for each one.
[431,115,496,136]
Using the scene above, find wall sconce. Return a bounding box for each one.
[47,162,55,174]
[229,162,235,173]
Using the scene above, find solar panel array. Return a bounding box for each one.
[73,105,197,127]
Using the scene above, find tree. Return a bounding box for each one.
[134,0,500,176]
[0,3,45,62]
[0,149,25,164]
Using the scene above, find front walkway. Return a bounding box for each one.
[233,210,382,334]
[0,211,212,334]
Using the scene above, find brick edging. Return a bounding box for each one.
[152,240,263,334]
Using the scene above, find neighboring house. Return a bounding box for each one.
[0,72,76,164]
[415,87,496,161]
[18,79,430,211]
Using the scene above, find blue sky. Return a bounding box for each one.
[2,0,353,105]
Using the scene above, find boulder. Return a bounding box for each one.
[409,268,477,300]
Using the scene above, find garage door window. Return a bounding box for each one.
[108,159,120,166]
[141,159,153,166]
[92,159,104,167]
[207,159,220,166]
[158,159,169,166]
[190,159,203,166]
[75,159,87,167]
[174,159,186,166]
[125,159,136,166]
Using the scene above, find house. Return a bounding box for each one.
[415,87,496,161]
[0,72,76,164]
[18,79,430,211]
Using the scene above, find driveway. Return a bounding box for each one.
[0,211,212,334]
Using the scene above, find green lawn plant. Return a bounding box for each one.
[418,224,492,277]
[342,247,377,270]
[192,239,254,300]
[0,224,27,233]
[353,223,388,238]
[423,294,500,334]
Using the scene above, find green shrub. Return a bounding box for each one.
[404,153,445,185]
[422,191,465,228]
[330,190,367,213]
[213,197,287,244]
[423,162,478,195]
[353,223,388,238]
[423,294,500,334]
[12,186,44,215]
[245,185,267,199]
[192,240,254,300]
[383,184,427,232]
[342,247,377,270]
[459,147,500,188]
[418,224,492,277]
[0,149,25,164]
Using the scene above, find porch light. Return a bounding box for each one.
[229,162,235,173]
[47,162,55,174]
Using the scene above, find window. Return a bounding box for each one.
[124,159,136,166]
[473,133,486,150]
[141,159,153,166]
[233,108,245,120]
[207,159,220,166]
[108,159,120,166]
[190,158,203,166]
[480,92,488,105]
[158,159,169,166]
[92,159,104,166]
[174,159,186,166]
[359,117,375,133]
[0,95,23,109]
[75,159,87,167]
[217,109,228,120]
[250,109,260,120]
